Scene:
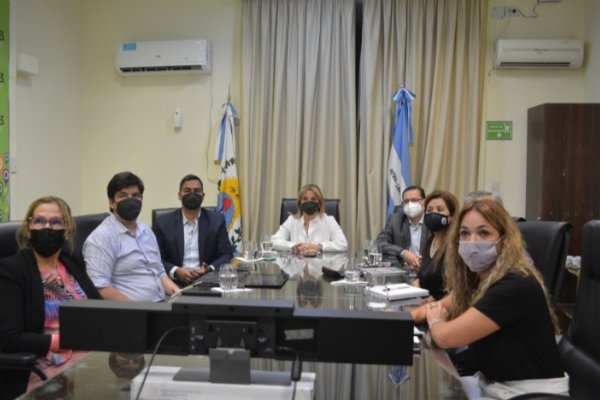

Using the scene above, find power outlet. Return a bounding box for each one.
[491,6,520,19]
[506,7,519,16]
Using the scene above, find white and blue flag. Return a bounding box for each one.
[387,88,415,217]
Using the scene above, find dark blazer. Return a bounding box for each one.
[153,208,233,278]
[375,209,431,264]
[0,250,100,399]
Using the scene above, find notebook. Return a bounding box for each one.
[181,270,250,297]
[365,283,429,301]
[192,270,250,286]
[243,269,289,288]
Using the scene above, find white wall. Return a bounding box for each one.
[584,0,600,101]
[10,0,242,224]
[79,0,242,223]
[482,0,585,217]
[9,0,597,222]
[10,0,83,218]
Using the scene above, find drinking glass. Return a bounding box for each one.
[344,257,361,283]
[242,240,257,260]
[261,234,274,252]
[219,264,238,293]
[368,243,383,267]
[365,273,388,311]
[362,239,373,259]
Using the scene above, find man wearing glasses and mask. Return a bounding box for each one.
[375,185,431,271]
[153,174,233,286]
[83,171,179,301]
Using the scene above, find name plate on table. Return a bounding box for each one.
[362,266,407,277]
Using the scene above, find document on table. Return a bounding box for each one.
[365,283,429,300]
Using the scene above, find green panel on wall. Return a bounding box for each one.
[0,0,9,221]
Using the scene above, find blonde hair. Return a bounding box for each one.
[444,198,560,333]
[16,196,75,251]
[294,183,325,218]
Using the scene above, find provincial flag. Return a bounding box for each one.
[215,100,243,254]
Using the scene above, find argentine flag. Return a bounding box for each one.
[387,88,415,217]
[215,100,243,254]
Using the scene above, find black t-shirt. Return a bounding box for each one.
[417,239,445,300]
[471,273,564,382]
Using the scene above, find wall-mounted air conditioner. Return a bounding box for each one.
[494,39,583,69]
[115,40,211,76]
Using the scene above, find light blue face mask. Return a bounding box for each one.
[458,238,502,272]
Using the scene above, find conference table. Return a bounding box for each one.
[18,253,468,400]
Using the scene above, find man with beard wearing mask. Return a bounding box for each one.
[0,196,100,399]
[83,171,179,301]
[152,174,233,286]
[375,185,431,270]
[272,183,348,254]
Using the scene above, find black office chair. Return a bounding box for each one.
[71,212,109,259]
[0,220,21,260]
[151,206,217,229]
[279,198,341,225]
[516,220,572,303]
[558,220,600,400]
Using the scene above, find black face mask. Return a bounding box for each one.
[116,198,142,221]
[424,212,450,232]
[30,228,66,257]
[182,193,203,210]
[301,201,320,216]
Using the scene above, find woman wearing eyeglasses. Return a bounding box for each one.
[0,196,100,399]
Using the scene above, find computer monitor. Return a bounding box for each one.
[60,297,415,366]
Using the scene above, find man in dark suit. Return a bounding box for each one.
[375,185,431,270]
[153,174,233,286]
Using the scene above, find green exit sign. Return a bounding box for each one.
[486,121,512,140]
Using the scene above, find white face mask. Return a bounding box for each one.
[403,201,423,218]
[458,238,501,272]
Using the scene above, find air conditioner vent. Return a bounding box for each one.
[116,40,211,76]
[495,39,583,69]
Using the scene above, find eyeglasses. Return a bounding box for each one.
[402,198,423,205]
[29,216,66,230]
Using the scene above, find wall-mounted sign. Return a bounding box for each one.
[486,121,512,140]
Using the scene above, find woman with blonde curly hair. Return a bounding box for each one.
[411,198,568,398]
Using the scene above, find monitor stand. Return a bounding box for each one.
[173,348,291,386]
[130,349,316,400]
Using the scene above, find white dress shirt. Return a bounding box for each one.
[271,214,348,252]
